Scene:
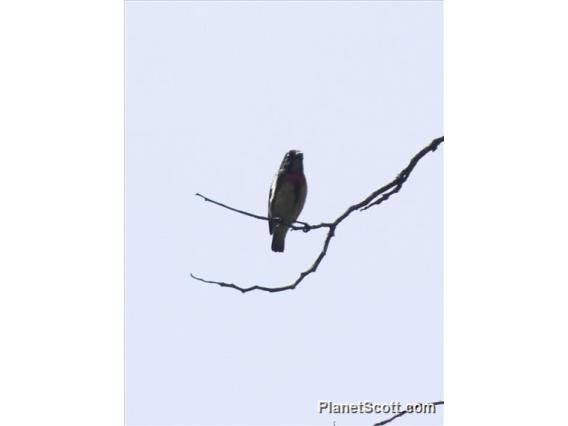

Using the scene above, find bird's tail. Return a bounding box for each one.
[271,225,289,252]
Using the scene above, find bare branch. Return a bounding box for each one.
[361,136,444,211]
[195,193,316,230]
[191,136,443,293]
[372,400,444,426]
[190,224,336,293]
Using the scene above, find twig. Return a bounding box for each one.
[191,136,443,293]
[372,400,444,426]
[194,193,332,232]
[190,225,336,293]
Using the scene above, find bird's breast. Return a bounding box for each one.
[271,175,307,222]
[283,172,306,186]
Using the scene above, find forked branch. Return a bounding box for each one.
[191,136,443,293]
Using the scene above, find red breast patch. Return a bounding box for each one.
[283,172,306,185]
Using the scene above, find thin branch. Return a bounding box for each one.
[372,400,444,426]
[191,136,443,293]
[195,193,332,232]
[195,193,273,222]
[190,225,336,293]
[361,136,444,211]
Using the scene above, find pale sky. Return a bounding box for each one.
[126,1,443,425]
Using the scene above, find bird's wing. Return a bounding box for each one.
[268,171,283,235]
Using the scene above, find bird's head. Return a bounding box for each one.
[281,150,304,172]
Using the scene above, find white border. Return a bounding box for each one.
[2,1,568,426]
[446,1,568,425]
[0,1,124,425]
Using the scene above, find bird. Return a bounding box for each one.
[268,150,307,252]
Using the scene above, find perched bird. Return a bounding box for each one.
[268,150,307,252]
